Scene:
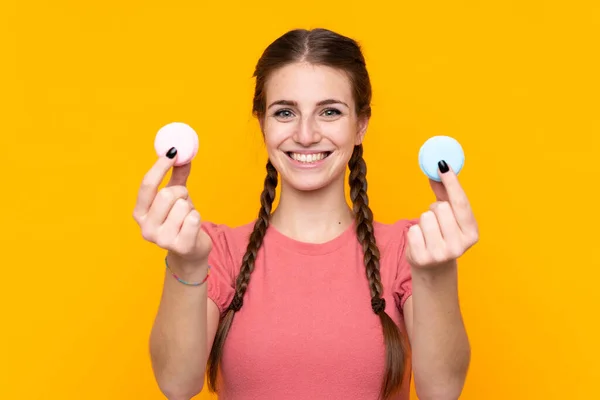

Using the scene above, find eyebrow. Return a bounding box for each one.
[267,99,350,109]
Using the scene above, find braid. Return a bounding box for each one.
[206,160,278,392]
[348,144,408,400]
[230,160,277,312]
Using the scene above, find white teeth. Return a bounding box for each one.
[290,152,328,163]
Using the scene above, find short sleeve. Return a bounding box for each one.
[392,219,419,312]
[200,221,237,317]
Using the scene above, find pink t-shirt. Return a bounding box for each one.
[201,218,416,400]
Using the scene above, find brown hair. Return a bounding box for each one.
[206,28,408,400]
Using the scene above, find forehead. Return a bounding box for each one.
[265,62,354,105]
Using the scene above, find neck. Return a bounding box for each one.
[270,175,355,244]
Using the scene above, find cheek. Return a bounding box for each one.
[263,121,295,148]
[320,120,357,147]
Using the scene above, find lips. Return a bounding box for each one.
[286,151,332,163]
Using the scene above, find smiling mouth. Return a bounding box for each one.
[286,151,332,163]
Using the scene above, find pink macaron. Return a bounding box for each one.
[154,122,199,166]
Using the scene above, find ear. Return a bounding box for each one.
[355,116,369,145]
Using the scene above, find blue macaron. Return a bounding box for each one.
[418,135,465,182]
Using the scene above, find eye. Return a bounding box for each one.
[321,108,342,117]
[273,109,295,119]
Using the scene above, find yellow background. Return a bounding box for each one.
[1,1,598,399]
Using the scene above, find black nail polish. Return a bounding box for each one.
[438,160,449,173]
[166,147,177,159]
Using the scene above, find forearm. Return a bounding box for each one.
[410,262,470,400]
[150,257,210,399]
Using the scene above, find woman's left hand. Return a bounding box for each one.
[406,161,479,270]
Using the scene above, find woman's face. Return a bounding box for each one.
[261,62,368,192]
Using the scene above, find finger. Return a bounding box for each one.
[429,201,461,241]
[157,198,191,248]
[167,162,192,188]
[145,185,189,228]
[173,209,202,254]
[134,152,177,219]
[406,224,426,265]
[429,179,449,202]
[437,161,476,232]
[420,211,445,259]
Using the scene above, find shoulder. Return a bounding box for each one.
[200,219,255,255]
[373,218,420,254]
[201,219,255,240]
[373,218,420,241]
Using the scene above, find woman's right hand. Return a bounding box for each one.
[133,149,212,269]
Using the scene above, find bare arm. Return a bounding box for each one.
[132,154,221,399]
[403,263,470,400]
[149,256,221,399]
[402,164,478,399]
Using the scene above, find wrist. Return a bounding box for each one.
[166,252,209,280]
[411,261,457,286]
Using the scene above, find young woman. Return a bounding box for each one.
[133,28,478,400]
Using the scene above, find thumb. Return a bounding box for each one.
[429,178,448,202]
[428,161,453,201]
[166,162,192,187]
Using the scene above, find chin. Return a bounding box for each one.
[287,179,330,192]
[281,170,342,192]
[271,150,348,192]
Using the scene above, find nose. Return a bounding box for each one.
[292,116,321,146]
